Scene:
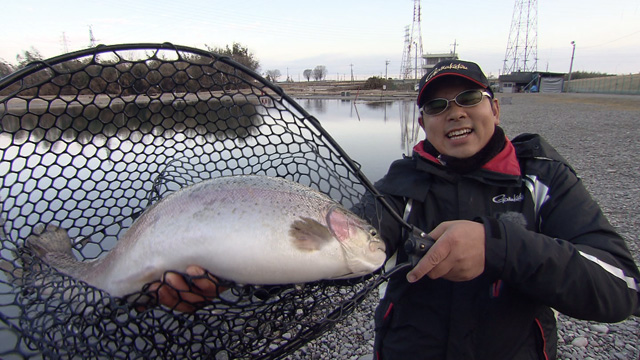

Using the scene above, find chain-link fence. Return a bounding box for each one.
[0,43,414,359]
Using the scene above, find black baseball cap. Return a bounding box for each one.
[417,60,491,107]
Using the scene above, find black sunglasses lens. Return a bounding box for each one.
[424,99,448,115]
[456,90,484,106]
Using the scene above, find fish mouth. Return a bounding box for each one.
[446,128,472,139]
[369,240,386,253]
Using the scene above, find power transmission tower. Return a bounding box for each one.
[88,25,97,48]
[399,26,411,80]
[502,0,538,74]
[399,0,424,80]
[61,32,70,54]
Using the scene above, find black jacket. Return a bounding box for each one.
[363,134,640,360]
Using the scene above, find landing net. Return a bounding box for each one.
[0,43,402,359]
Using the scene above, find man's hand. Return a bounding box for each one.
[406,220,485,283]
[146,265,227,313]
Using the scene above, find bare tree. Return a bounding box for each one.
[0,59,15,78]
[303,69,313,81]
[265,69,281,82]
[205,42,260,73]
[15,47,44,68]
[312,65,327,81]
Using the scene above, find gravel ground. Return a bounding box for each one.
[286,93,640,360]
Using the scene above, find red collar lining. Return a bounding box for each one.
[412,138,521,176]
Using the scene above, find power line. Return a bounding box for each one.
[580,30,640,49]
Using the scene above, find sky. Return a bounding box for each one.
[2,0,639,80]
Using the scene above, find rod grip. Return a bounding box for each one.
[404,231,435,267]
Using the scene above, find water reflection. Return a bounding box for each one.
[1,98,420,246]
[295,98,422,182]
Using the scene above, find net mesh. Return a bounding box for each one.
[0,43,393,359]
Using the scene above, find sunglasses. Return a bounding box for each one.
[421,89,492,116]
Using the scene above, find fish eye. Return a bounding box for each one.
[369,229,377,237]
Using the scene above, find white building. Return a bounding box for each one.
[422,52,459,73]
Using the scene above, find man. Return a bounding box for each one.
[365,60,640,359]
[155,60,640,359]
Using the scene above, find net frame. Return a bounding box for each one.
[0,43,412,359]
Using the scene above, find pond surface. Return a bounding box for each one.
[295,98,422,183]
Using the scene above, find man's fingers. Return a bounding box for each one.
[133,266,227,313]
[157,279,198,313]
[406,240,450,283]
[405,222,450,282]
[137,268,226,313]
[186,265,227,298]
[405,221,486,283]
[428,222,447,241]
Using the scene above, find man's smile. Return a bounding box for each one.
[446,128,473,139]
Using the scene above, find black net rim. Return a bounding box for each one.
[0,43,415,359]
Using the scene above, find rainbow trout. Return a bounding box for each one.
[26,175,386,297]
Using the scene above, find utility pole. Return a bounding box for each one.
[414,42,418,81]
[450,39,458,55]
[385,60,390,79]
[567,41,576,91]
[350,63,354,82]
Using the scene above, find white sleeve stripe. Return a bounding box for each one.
[579,251,640,292]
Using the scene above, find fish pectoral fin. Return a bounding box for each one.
[289,217,333,251]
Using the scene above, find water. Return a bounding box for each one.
[295,98,422,183]
[0,97,422,356]
[1,98,421,242]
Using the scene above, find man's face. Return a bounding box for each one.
[419,78,500,159]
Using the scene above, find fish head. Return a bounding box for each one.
[326,207,386,278]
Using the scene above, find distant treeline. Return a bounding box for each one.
[566,71,615,80]
[0,57,255,98]
[0,43,264,97]
[0,43,261,81]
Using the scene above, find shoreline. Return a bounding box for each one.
[278,84,640,110]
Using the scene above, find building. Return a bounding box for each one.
[498,71,565,93]
[422,52,459,73]
[498,72,535,93]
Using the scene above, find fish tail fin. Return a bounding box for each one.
[26,224,77,262]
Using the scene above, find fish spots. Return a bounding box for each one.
[289,217,333,252]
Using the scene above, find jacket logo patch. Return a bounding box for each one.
[492,193,524,204]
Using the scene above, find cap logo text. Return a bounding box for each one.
[425,63,469,83]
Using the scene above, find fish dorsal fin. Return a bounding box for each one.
[289,217,334,251]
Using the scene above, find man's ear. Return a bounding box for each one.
[492,98,501,125]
